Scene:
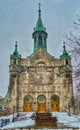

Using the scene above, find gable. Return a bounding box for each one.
[27,48,54,66]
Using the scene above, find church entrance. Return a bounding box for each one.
[38,95,46,112]
[23,95,33,112]
[51,95,60,111]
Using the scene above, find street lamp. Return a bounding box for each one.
[13,106,15,122]
[68,102,71,116]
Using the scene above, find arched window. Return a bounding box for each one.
[24,95,32,103]
[51,95,59,103]
[13,59,16,65]
[38,95,46,103]
[66,59,68,65]
[0,105,2,110]
[39,35,42,46]
[35,36,36,43]
[44,36,46,48]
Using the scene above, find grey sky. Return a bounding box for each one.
[0,0,80,97]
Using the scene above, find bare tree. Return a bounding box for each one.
[67,15,80,103]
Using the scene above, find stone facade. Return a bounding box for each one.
[8,48,73,113]
[0,97,7,110]
[6,6,74,113]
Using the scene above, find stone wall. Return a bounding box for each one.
[8,49,73,113]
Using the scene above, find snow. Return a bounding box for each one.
[0,111,80,129]
[1,119,35,129]
[52,112,80,128]
[0,113,17,122]
[0,112,35,129]
[18,111,34,118]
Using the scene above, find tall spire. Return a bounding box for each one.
[10,41,21,58]
[15,41,18,52]
[34,3,46,31]
[60,42,70,59]
[38,3,41,18]
[63,42,66,53]
[32,4,48,52]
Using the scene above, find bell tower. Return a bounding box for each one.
[32,3,48,52]
[8,42,21,112]
[60,42,71,65]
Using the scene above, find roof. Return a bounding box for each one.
[34,4,46,32]
[60,42,70,59]
[10,42,21,58]
[5,91,10,99]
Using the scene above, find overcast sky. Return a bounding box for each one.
[0,0,80,97]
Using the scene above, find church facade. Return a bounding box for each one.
[6,5,73,113]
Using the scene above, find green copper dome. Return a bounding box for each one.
[33,4,48,52]
[60,42,70,59]
[34,3,46,32]
[10,41,21,58]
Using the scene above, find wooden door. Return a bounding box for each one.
[38,95,46,112]
[38,103,46,112]
[51,103,59,111]
[24,103,32,112]
[51,95,59,112]
[24,95,32,112]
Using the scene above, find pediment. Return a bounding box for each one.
[27,48,54,66]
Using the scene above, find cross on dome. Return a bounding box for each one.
[38,2,41,8]
[38,3,41,17]
[15,41,18,49]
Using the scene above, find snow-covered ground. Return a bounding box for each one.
[0,112,35,129]
[0,112,80,129]
[0,113,17,122]
[52,112,80,129]
[1,119,35,129]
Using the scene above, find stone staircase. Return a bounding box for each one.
[35,112,57,128]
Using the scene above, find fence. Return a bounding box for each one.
[0,118,10,127]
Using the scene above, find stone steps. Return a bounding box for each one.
[35,112,57,128]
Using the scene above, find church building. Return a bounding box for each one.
[6,5,73,113]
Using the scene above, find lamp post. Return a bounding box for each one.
[68,102,71,116]
[13,106,15,122]
[35,110,36,118]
